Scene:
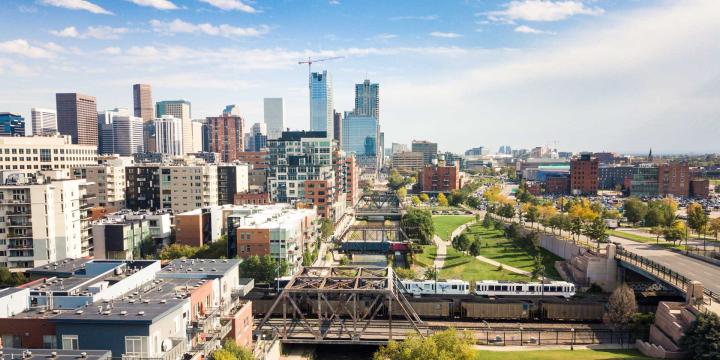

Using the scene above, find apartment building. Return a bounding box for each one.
[125,164,219,213]
[174,207,223,247]
[76,156,134,211]
[218,164,249,206]
[0,135,97,175]
[570,154,599,196]
[420,161,461,194]
[106,209,172,247]
[227,204,317,273]
[92,217,150,260]
[0,171,93,270]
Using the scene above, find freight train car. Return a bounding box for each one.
[542,300,605,321]
[462,300,531,320]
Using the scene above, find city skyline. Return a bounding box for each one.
[0,0,718,154]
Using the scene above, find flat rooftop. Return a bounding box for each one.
[158,258,240,279]
[0,348,111,360]
[26,258,92,278]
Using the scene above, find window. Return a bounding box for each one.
[62,335,79,350]
[125,336,148,356]
[43,335,56,349]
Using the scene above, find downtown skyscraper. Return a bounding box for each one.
[354,79,379,121]
[56,93,98,146]
[309,71,334,138]
[263,97,285,140]
[156,100,192,155]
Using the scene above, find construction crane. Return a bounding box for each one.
[298,56,344,86]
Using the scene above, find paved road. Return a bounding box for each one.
[611,235,720,295]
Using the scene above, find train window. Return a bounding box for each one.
[529,286,535,292]
[501,286,508,291]
[451,285,457,290]
[515,286,521,292]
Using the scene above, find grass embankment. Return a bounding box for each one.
[433,215,474,241]
[474,349,651,360]
[608,230,686,251]
[439,247,527,281]
[414,245,437,268]
[465,224,563,279]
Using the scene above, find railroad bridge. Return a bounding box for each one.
[254,266,427,344]
[354,191,403,220]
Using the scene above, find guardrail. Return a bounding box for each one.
[616,248,720,305]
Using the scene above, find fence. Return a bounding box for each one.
[440,328,634,346]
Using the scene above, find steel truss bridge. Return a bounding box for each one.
[255,266,426,344]
[355,191,403,220]
[339,224,411,242]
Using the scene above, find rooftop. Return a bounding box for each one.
[158,258,240,279]
[26,258,92,278]
[0,348,112,360]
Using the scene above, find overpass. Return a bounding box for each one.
[354,191,403,220]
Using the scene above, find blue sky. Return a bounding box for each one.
[0,0,718,154]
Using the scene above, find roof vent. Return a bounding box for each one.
[75,310,84,315]
[143,299,150,304]
[160,299,166,304]
[80,352,87,359]
[137,311,145,316]
[102,310,111,315]
[50,351,58,358]
[52,310,60,314]
[211,268,217,272]
[120,310,127,316]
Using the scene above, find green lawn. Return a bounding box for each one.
[439,247,527,281]
[413,245,437,268]
[608,230,686,251]
[464,224,563,279]
[433,215,474,240]
[474,349,651,360]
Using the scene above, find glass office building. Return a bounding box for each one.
[310,71,333,136]
[342,114,378,171]
[0,113,25,136]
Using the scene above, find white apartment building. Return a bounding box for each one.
[0,135,97,175]
[154,115,184,157]
[156,100,192,155]
[30,108,57,136]
[161,165,219,213]
[77,156,134,211]
[98,109,144,156]
[191,119,204,153]
[0,171,92,270]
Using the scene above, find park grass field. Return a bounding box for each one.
[474,349,651,360]
[433,215,474,240]
[464,224,563,279]
[608,230,685,251]
[439,247,527,281]
[413,245,437,268]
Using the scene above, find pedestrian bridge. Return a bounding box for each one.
[354,191,403,220]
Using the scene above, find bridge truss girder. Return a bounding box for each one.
[255,266,425,344]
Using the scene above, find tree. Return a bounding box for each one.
[238,255,288,283]
[401,208,435,244]
[709,217,720,241]
[584,217,609,251]
[531,255,545,280]
[604,283,638,331]
[570,217,583,243]
[212,349,237,360]
[396,187,408,199]
[649,226,665,244]
[320,218,334,239]
[623,198,648,226]
[687,202,709,237]
[374,329,474,360]
[482,213,494,228]
[419,193,430,202]
[680,312,720,360]
[524,205,540,228]
[0,267,27,286]
[468,240,481,257]
[498,203,516,219]
[159,244,200,260]
[424,267,437,281]
[437,193,449,207]
[411,195,421,206]
[218,340,254,360]
[452,233,472,253]
[388,169,406,190]
[663,220,686,244]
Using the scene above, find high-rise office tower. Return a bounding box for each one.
[31,108,57,135]
[154,115,183,156]
[263,98,285,140]
[342,113,378,172]
[56,93,98,146]
[156,100,191,154]
[412,140,438,165]
[97,108,144,156]
[133,84,153,121]
[207,112,245,162]
[333,111,342,147]
[191,119,204,153]
[247,122,267,152]
[0,113,26,137]
[309,71,333,137]
[354,79,379,121]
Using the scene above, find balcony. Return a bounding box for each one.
[122,337,186,360]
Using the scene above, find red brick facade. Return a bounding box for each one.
[421,162,460,193]
[304,180,333,218]
[234,192,272,205]
[207,114,245,162]
[570,155,599,195]
[658,162,690,197]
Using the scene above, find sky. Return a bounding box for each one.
[0,0,718,154]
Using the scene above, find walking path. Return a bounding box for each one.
[433,235,447,269]
[473,254,531,277]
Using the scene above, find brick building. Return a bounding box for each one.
[420,161,460,193]
[207,113,245,162]
[570,154,599,195]
[658,162,690,197]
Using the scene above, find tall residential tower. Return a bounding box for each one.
[309,71,333,137]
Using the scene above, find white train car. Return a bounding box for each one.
[474,280,576,298]
[400,279,470,296]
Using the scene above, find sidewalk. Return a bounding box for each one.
[433,235,447,269]
[474,254,531,277]
[473,344,633,352]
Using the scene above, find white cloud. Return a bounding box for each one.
[150,19,269,38]
[0,39,58,59]
[101,47,122,55]
[430,31,462,38]
[198,0,256,13]
[328,0,340,5]
[41,0,112,15]
[389,15,438,21]
[371,33,398,41]
[18,5,38,13]
[51,26,129,39]
[487,0,603,22]
[514,25,555,35]
[127,0,178,10]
